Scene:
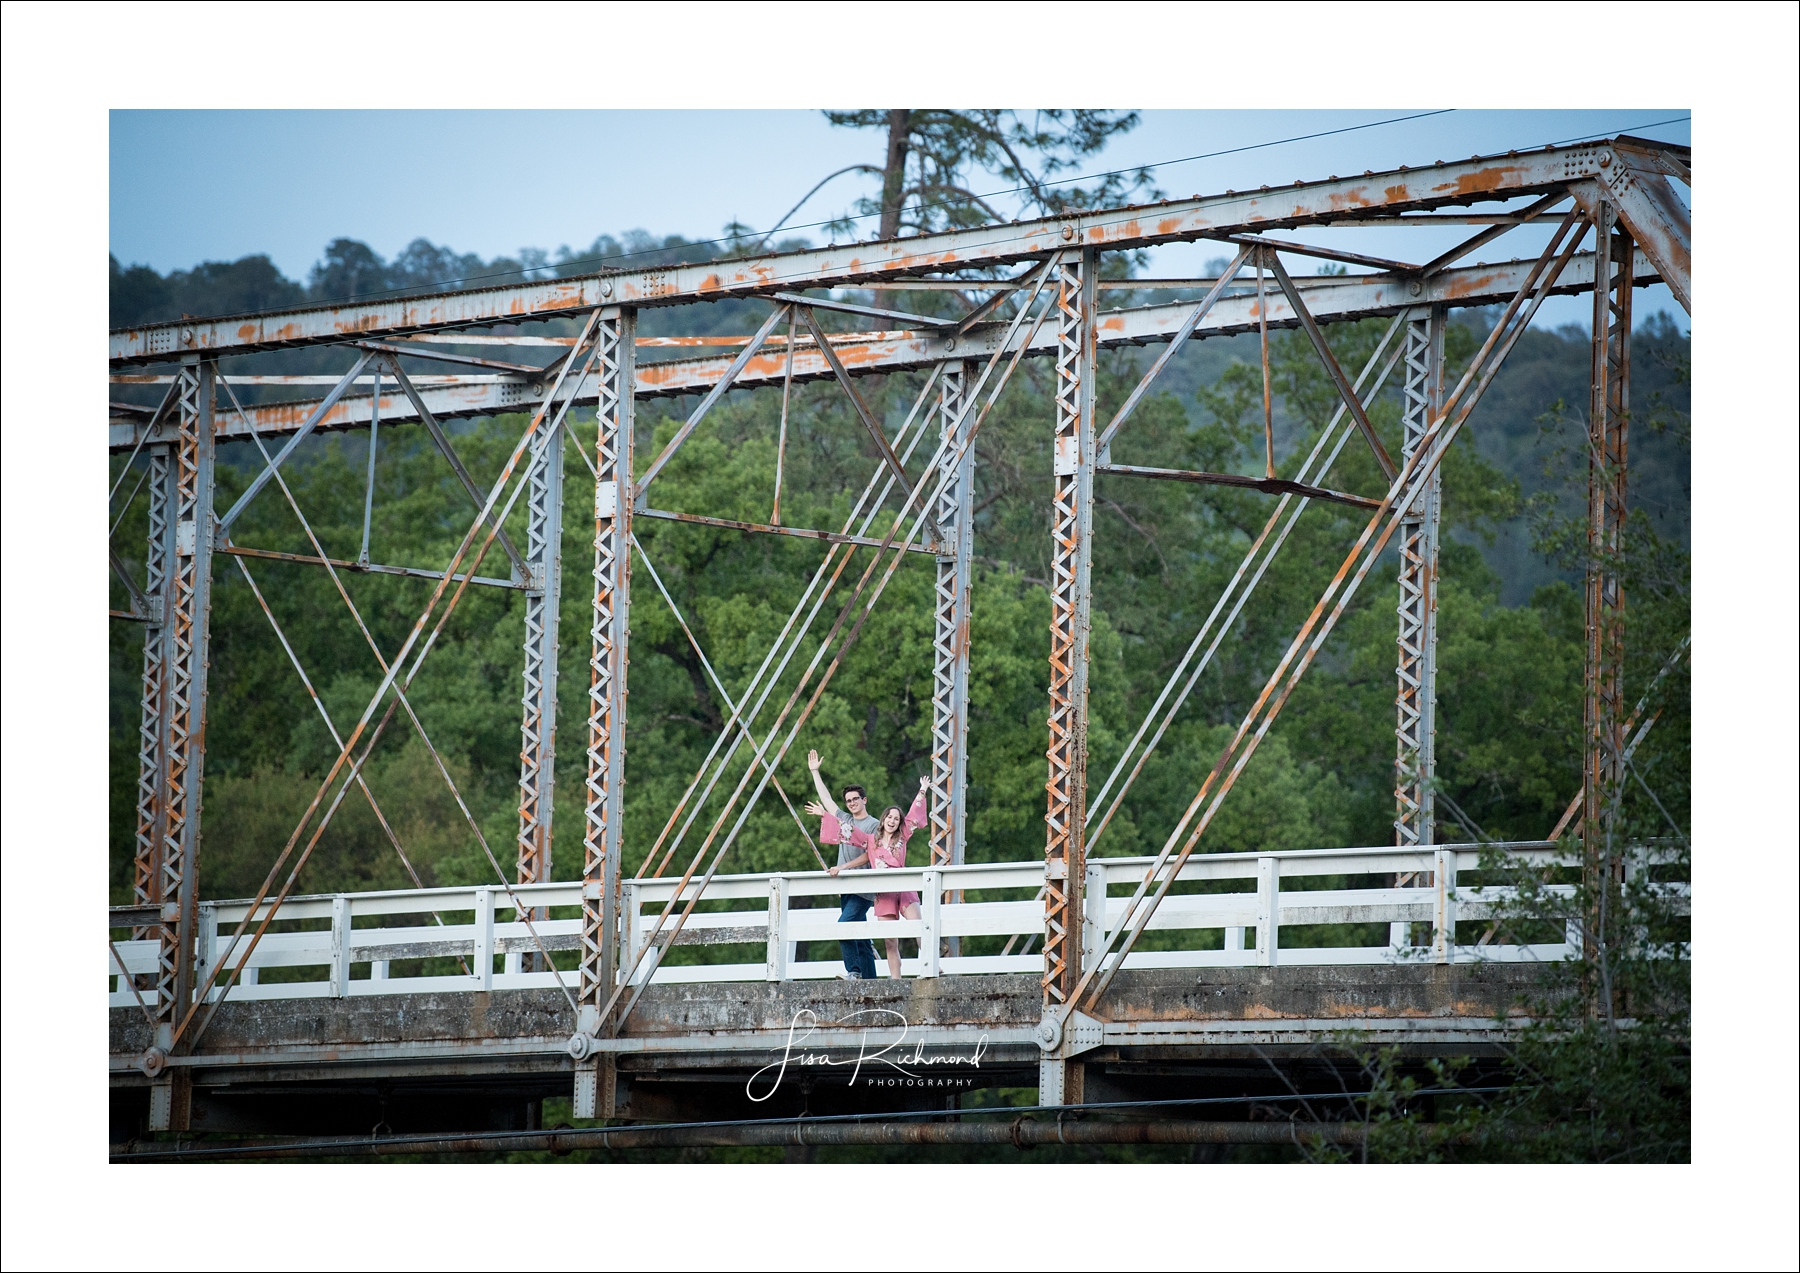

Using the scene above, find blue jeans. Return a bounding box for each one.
[838,895,877,978]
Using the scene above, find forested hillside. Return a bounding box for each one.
[108,234,1691,908]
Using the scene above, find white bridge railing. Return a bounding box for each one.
[109,842,1682,1007]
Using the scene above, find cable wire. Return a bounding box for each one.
[133,111,1692,320]
[289,111,1468,304]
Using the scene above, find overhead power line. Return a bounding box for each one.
[282,111,1693,307]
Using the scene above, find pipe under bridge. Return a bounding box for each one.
[107,134,1691,1145]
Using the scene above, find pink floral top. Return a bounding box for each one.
[845,793,927,869]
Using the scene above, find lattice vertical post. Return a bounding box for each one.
[149,357,216,1131]
[1041,249,1097,1107]
[133,446,176,936]
[1583,208,1632,988]
[577,309,633,1116]
[517,409,566,901]
[1394,307,1445,848]
[928,361,976,878]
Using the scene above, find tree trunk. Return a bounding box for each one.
[870,110,912,330]
[879,110,911,240]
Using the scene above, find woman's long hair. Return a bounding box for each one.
[876,805,905,850]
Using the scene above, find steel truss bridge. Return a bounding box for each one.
[108,134,1691,1150]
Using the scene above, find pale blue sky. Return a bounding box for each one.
[109,108,1688,330]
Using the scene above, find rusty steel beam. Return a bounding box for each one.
[1041,249,1098,1106]
[114,1117,1466,1161]
[516,398,565,901]
[927,361,977,878]
[635,505,940,556]
[109,141,1628,366]
[1588,141,1691,314]
[109,251,1663,454]
[132,446,175,937]
[798,304,913,490]
[577,310,634,1118]
[147,358,217,1132]
[1582,207,1633,1002]
[215,543,523,591]
[1394,308,1446,852]
[1263,250,1399,481]
[1096,464,1382,512]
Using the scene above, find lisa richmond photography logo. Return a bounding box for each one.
[746,1008,991,1102]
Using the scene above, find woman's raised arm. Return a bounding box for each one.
[903,784,928,834]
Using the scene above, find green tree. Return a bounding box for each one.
[820,109,1158,240]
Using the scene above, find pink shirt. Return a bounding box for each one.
[847,793,927,869]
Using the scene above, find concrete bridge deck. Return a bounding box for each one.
[110,964,1545,1135]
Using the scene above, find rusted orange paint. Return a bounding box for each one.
[1449,166,1517,197]
[1323,187,1376,211]
[1440,270,1505,300]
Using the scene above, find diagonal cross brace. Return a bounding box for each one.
[216,351,374,532]
[798,305,912,493]
[1417,191,1568,279]
[1095,244,1254,460]
[109,540,152,617]
[635,303,791,497]
[382,356,531,581]
[1263,252,1398,482]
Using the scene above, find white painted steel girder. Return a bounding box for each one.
[109,140,1636,365]
[107,252,1664,454]
[1394,309,1445,849]
[515,412,563,889]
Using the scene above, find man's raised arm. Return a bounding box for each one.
[805,749,839,817]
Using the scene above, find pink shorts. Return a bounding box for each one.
[872,891,920,918]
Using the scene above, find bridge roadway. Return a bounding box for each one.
[110,964,1540,1137]
[110,843,1589,1139]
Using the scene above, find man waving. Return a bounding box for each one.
[804,749,881,979]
